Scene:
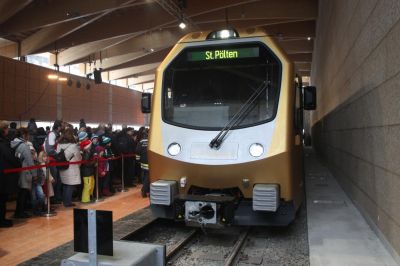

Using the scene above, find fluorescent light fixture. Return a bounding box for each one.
[179,22,186,29]
[48,74,58,80]
[58,77,67,81]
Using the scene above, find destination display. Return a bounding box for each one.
[187,47,259,61]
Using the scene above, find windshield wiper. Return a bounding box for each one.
[209,81,268,149]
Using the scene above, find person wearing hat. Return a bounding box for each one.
[99,136,114,196]
[78,131,88,143]
[44,120,63,203]
[80,139,95,203]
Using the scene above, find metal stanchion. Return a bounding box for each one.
[95,157,104,202]
[42,160,56,217]
[120,154,128,192]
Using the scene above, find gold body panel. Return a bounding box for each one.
[148,28,303,211]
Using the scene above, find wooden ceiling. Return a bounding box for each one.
[0,0,317,85]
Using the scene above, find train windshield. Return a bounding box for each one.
[162,42,282,130]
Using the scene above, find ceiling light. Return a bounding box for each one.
[150,48,154,52]
[307,37,312,41]
[48,74,58,80]
[58,77,67,81]
[179,22,186,29]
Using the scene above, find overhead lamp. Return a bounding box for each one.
[58,77,67,81]
[179,22,186,29]
[48,74,58,80]
[150,48,154,52]
[307,37,312,41]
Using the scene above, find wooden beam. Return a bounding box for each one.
[108,62,160,80]
[101,29,180,61]
[0,0,32,24]
[288,53,312,62]
[106,48,170,71]
[20,0,140,56]
[131,74,155,85]
[263,20,315,38]
[279,39,314,54]
[56,35,134,66]
[294,62,312,70]
[48,2,174,50]
[94,51,146,70]
[0,0,148,34]
[190,0,317,22]
[298,70,310,76]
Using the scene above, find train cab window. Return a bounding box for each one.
[162,42,282,130]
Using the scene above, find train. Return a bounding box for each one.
[141,28,316,227]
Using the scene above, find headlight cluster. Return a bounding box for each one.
[168,142,264,157]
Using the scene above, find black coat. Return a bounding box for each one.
[80,149,95,177]
[0,135,20,194]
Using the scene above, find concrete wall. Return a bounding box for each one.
[311,0,400,259]
[0,56,145,125]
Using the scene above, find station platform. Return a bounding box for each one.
[0,149,398,265]
[0,186,150,265]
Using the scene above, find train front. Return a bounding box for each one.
[148,29,303,227]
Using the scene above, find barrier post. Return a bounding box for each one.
[42,160,56,217]
[120,154,128,192]
[95,157,104,202]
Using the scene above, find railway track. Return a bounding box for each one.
[122,218,253,265]
[121,215,308,265]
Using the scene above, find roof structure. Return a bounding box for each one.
[0,0,317,86]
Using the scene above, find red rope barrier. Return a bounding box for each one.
[2,153,136,174]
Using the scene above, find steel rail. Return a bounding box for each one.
[166,228,199,260]
[223,227,250,266]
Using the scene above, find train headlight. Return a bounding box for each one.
[249,143,264,157]
[167,142,181,156]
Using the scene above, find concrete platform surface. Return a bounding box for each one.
[305,148,398,266]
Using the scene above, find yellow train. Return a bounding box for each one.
[142,28,316,227]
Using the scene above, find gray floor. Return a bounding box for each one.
[305,148,398,266]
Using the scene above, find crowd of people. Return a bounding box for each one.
[0,118,149,228]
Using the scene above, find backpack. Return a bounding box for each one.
[54,145,74,170]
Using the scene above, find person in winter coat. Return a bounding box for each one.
[29,145,45,215]
[80,139,95,203]
[96,136,114,196]
[11,128,38,218]
[0,121,20,227]
[44,120,63,203]
[56,128,82,207]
